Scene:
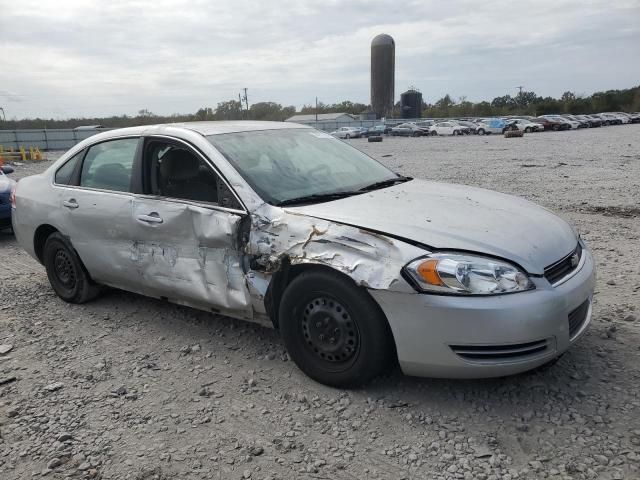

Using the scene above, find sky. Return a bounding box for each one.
[1,0,639,119]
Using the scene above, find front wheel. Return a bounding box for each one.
[345,134,350,139]
[477,128,485,135]
[430,130,437,136]
[279,269,394,387]
[524,127,532,133]
[43,232,102,303]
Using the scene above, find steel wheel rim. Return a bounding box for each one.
[301,296,360,364]
[53,249,76,289]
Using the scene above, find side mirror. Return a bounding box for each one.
[1,165,14,175]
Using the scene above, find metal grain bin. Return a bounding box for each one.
[371,34,395,120]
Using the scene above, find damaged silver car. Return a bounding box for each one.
[12,121,596,387]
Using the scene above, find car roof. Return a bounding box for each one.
[168,121,311,135]
[92,121,313,141]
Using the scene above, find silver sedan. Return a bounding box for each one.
[11,122,595,387]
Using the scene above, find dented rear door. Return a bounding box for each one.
[130,197,253,318]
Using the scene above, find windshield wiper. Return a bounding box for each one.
[276,191,361,207]
[358,176,412,192]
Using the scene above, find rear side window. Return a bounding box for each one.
[54,150,84,185]
[80,138,138,192]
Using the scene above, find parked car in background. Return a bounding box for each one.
[534,116,570,131]
[511,118,543,133]
[595,113,622,126]
[330,127,361,139]
[455,120,480,134]
[475,118,505,135]
[542,115,580,130]
[563,115,589,128]
[11,121,596,386]
[390,123,423,137]
[430,122,466,136]
[367,125,389,136]
[576,115,602,127]
[447,121,472,135]
[0,165,16,231]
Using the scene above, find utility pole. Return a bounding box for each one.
[238,93,243,119]
[0,107,5,122]
[315,97,318,126]
[516,86,524,97]
[242,88,249,116]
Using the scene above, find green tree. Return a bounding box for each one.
[214,100,244,120]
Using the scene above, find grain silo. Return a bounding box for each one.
[370,34,395,119]
[400,88,423,119]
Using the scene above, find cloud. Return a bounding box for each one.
[1,0,639,118]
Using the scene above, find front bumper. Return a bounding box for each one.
[370,249,596,378]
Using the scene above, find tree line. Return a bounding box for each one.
[2,85,638,129]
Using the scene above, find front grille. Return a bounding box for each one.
[569,300,590,339]
[544,243,582,285]
[450,339,548,362]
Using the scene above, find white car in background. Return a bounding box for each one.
[330,127,361,139]
[430,121,464,136]
[511,119,544,133]
[475,118,506,135]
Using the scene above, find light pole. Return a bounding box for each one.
[0,107,6,122]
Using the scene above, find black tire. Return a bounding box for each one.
[477,128,485,135]
[43,232,101,303]
[279,269,394,387]
[412,131,420,137]
[524,127,532,133]
[552,124,560,131]
[430,130,437,136]
[345,134,350,139]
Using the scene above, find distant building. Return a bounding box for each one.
[400,89,423,119]
[285,113,355,123]
[359,110,377,121]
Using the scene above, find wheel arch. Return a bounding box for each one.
[33,224,60,264]
[264,260,392,335]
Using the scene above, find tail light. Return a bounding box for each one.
[10,181,17,207]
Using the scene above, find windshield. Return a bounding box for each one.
[207,128,400,205]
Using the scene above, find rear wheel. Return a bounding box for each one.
[524,127,532,133]
[43,232,101,303]
[279,269,394,387]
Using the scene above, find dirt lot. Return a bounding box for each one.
[1,125,639,480]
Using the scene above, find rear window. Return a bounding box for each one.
[55,150,84,185]
[80,138,138,192]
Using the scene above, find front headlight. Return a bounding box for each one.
[404,253,534,295]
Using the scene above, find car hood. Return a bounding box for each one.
[285,179,577,275]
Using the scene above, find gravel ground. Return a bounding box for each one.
[1,125,639,480]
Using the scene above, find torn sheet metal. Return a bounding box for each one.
[246,203,426,295]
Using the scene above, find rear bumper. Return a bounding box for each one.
[370,249,596,378]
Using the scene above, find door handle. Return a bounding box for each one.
[137,213,163,224]
[63,199,79,209]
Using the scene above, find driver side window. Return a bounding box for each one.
[144,140,241,209]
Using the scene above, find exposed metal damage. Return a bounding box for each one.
[244,204,423,296]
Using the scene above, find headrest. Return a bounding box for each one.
[160,149,199,180]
